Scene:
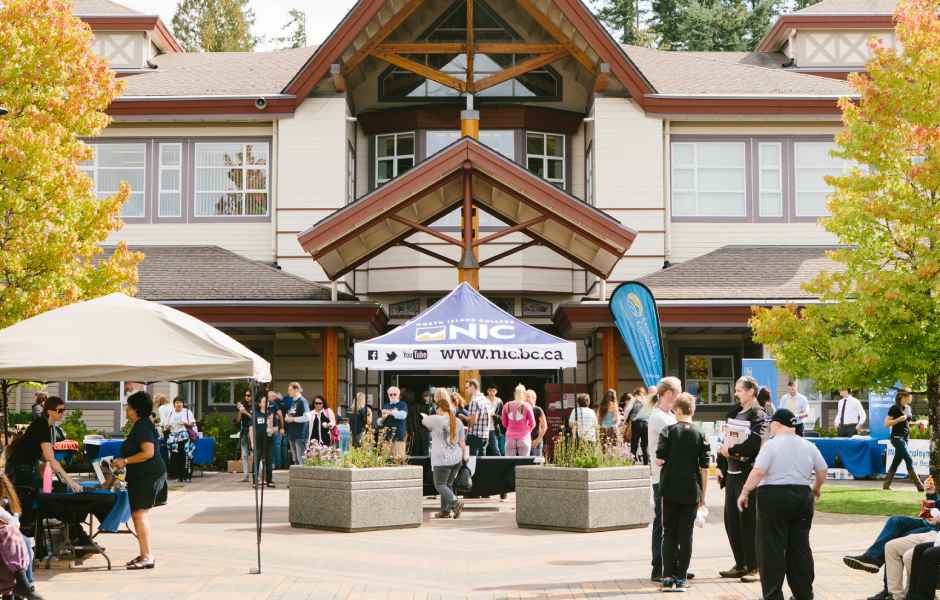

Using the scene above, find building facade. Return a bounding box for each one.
[22,0,897,429]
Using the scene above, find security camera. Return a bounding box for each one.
[255,97,268,110]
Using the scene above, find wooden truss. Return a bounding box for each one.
[342,0,598,95]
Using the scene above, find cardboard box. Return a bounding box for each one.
[227,456,253,473]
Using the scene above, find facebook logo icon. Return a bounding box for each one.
[367,350,378,360]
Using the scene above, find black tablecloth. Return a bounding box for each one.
[407,456,539,496]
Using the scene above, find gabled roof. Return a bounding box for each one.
[758,0,896,52]
[795,0,897,14]
[637,245,845,300]
[119,47,318,98]
[623,45,854,97]
[73,0,184,54]
[298,137,637,280]
[71,0,143,15]
[100,245,351,302]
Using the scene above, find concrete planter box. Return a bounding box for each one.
[515,465,652,532]
[289,465,423,532]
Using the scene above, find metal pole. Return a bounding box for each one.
[249,380,262,575]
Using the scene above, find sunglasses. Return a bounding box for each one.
[314,402,324,406]
[55,408,65,414]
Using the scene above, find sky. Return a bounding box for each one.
[118,0,360,50]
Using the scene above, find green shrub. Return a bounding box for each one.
[304,427,396,468]
[548,433,634,469]
[199,410,239,470]
[8,411,34,426]
[61,409,90,442]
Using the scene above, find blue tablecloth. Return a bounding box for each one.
[86,437,215,465]
[807,437,885,478]
[79,482,131,533]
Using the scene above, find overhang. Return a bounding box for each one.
[297,137,637,280]
[757,14,895,52]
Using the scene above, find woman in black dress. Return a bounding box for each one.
[112,392,167,570]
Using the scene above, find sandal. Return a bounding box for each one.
[125,556,142,567]
[126,558,155,570]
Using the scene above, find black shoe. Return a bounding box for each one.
[651,572,663,583]
[14,570,43,600]
[740,569,760,583]
[266,482,275,488]
[686,572,695,580]
[719,566,747,578]
[867,590,891,600]
[844,555,881,574]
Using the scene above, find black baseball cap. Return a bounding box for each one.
[771,408,798,428]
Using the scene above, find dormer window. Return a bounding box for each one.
[378,0,561,102]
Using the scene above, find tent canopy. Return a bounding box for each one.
[355,283,576,371]
[0,293,271,383]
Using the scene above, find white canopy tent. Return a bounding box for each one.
[0,293,270,383]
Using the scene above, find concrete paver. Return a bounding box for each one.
[33,472,889,599]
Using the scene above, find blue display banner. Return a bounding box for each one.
[742,359,779,405]
[868,388,897,441]
[609,282,665,388]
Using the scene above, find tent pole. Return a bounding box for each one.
[249,380,262,575]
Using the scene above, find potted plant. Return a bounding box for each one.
[515,434,652,532]
[289,428,423,532]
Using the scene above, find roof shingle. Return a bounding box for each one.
[636,245,846,300]
[795,0,897,14]
[100,245,349,302]
[623,45,855,96]
[71,0,144,16]
[119,46,318,98]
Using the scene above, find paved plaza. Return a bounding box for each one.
[34,473,886,599]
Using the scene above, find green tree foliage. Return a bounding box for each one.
[651,0,782,50]
[172,0,256,52]
[275,8,307,49]
[751,0,940,478]
[593,0,646,45]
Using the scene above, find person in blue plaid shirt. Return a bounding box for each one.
[464,379,491,456]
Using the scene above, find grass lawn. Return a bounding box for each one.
[816,486,924,516]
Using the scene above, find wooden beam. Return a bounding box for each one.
[322,327,339,412]
[466,0,475,86]
[371,47,468,93]
[376,42,466,54]
[479,240,540,267]
[388,213,464,246]
[330,64,346,93]
[594,62,610,93]
[400,241,459,266]
[471,48,568,93]
[516,0,597,74]
[476,42,565,54]
[473,214,548,246]
[602,327,618,393]
[342,0,426,75]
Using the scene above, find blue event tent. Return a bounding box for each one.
[355,283,576,371]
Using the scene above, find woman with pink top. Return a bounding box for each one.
[501,384,536,456]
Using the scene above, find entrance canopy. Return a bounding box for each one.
[355,283,576,371]
[298,138,636,280]
[0,293,271,382]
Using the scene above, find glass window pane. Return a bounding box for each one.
[760,169,781,190]
[698,142,745,167]
[479,130,514,160]
[396,133,415,156]
[245,144,268,165]
[794,141,837,166]
[160,144,181,166]
[712,357,734,378]
[545,134,564,158]
[698,168,744,191]
[427,131,461,156]
[671,143,695,165]
[547,159,564,181]
[196,168,241,192]
[527,157,544,177]
[246,169,267,191]
[97,144,145,168]
[796,191,829,216]
[759,143,781,167]
[672,168,695,190]
[698,192,746,216]
[121,192,145,218]
[196,143,243,167]
[98,169,145,193]
[397,158,414,176]
[377,135,395,158]
[377,159,393,183]
[685,356,709,379]
[68,382,119,401]
[160,169,180,191]
[760,192,783,217]
[159,192,181,217]
[245,193,268,216]
[526,134,544,156]
[196,192,242,216]
[672,191,696,216]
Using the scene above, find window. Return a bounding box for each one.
[375,132,415,187]
[378,0,561,101]
[80,143,147,218]
[207,380,251,406]
[194,142,269,217]
[526,132,566,189]
[684,355,735,404]
[426,130,515,160]
[158,143,183,217]
[585,143,595,205]
[67,382,120,401]
[794,141,846,217]
[758,142,783,218]
[671,142,747,217]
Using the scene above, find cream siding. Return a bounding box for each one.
[670,221,836,263]
[792,29,895,68]
[90,31,148,70]
[107,223,274,262]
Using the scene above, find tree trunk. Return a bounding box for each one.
[0,380,9,447]
[928,373,940,485]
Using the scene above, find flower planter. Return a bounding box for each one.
[515,465,652,532]
[289,465,423,532]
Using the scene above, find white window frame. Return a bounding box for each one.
[80,142,148,219]
[526,131,566,189]
[193,141,270,218]
[670,141,747,218]
[793,140,849,218]
[375,132,416,187]
[758,142,784,218]
[158,142,183,218]
[684,354,736,405]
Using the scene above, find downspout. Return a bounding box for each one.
[662,120,672,269]
[272,119,279,266]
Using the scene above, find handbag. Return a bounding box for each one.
[185,412,198,442]
[454,461,473,492]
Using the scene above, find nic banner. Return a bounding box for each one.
[742,359,779,404]
[868,388,898,441]
[609,282,664,388]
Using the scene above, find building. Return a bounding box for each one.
[17,0,897,429]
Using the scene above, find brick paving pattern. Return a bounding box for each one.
[34,473,888,599]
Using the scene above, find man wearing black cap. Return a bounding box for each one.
[737,408,828,600]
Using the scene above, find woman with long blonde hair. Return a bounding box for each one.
[350,391,372,447]
[501,384,535,456]
[422,388,466,519]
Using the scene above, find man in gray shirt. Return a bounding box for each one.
[737,408,827,600]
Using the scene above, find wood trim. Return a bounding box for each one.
[322,327,339,411]
[757,14,895,52]
[400,241,459,266]
[602,327,618,392]
[388,214,464,246]
[376,42,466,54]
[177,305,388,333]
[516,0,597,75]
[472,49,569,93]
[466,0,475,84]
[643,95,844,115]
[357,105,586,135]
[473,215,547,246]
[554,304,754,334]
[108,97,295,116]
[478,43,565,54]
[478,239,539,266]
[342,0,427,75]
[371,47,469,93]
